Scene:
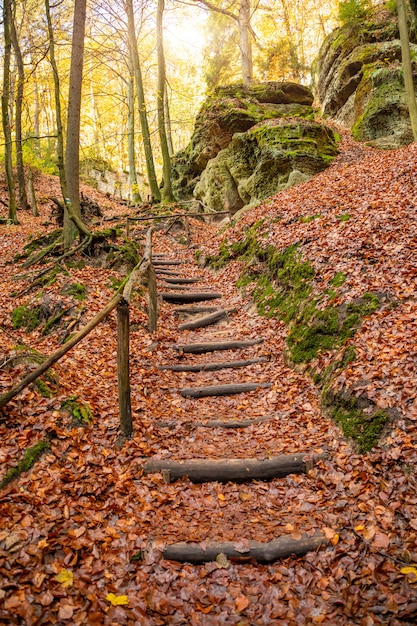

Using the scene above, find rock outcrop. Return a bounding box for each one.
[172,82,339,215]
[315,5,417,148]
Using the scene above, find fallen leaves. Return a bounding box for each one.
[1,134,417,624]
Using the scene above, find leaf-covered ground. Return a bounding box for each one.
[0,134,416,625]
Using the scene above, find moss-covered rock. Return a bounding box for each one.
[171,81,322,204]
[194,119,339,213]
[315,5,416,148]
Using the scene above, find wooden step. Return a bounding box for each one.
[161,292,222,304]
[164,277,202,284]
[173,339,263,354]
[158,357,268,372]
[181,382,272,398]
[141,532,327,564]
[144,453,315,483]
[178,308,228,330]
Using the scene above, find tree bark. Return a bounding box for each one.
[238,0,253,83]
[126,0,161,201]
[65,0,87,229]
[154,533,327,564]
[397,0,417,140]
[127,45,142,205]
[181,382,272,398]
[45,0,73,248]
[28,169,38,217]
[2,0,18,224]
[156,0,175,202]
[10,11,29,211]
[144,453,315,483]
[173,339,263,354]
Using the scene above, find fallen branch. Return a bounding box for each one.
[145,532,327,564]
[173,339,263,354]
[181,382,272,398]
[161,292,222,304]
[144,453,315,483]
[158,357,268,372]
[156,415,271,429]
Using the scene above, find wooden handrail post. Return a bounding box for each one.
[117,299,133,438]
[147,264,157,332]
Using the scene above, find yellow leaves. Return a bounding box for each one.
[54,569,73,589]
[217,493,226,501]
[106,593,129,606]
[239,492,253,502]
[322,527,339,545]
[400,566,417,582]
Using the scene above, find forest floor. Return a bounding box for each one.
[0,133,416,625]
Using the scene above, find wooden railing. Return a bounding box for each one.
[0,228,157,442]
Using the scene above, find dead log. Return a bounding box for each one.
[161,292,222,304]
[164,277,201,284]
[158,357,268,372]
[153,260,185,266]
[173,339,263,354]
[151,532,327,564]
[178,309,227,330]
[143,453,314,483]
[181,382,272,398]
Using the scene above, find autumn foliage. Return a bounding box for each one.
[0,133,417,624]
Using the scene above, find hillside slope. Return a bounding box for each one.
[0,133,416,624]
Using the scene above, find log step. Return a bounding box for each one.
[156,416,271,429]
[143,453,315,483]
[139,532,327,564]
[153,260,186,266]
[164,277,202,284]
[173,339,263,354]
[155,270,181,276]
[174,306,219,315]
[181,382,272,398]
[178,308,228,330]
[161,283,197,291]
[161,292,222,304]
[158,357,268,372]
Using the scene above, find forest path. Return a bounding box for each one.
[133,237,340,564]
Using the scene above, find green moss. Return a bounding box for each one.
[0,440,51,489]
[300,214,322,223]
[38,266,64,287]
[331,405,389,453]
[337,213,351,222]
[61,395,93,425]
[12,305,42,331]
[33,378,55,398]
[65,283,86,301]
[329,272,347,286]
[14,229,62,262]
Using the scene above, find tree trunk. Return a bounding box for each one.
[156,0,175,202]
[45,0,76,248]
[2,0,18,224]
[127,49,142,206]
[65,0,87,232]
[10,11,29,211]
[238,0,253,83]
[397,0,417,141]
[126,0,161,201]
[28,169,38,217]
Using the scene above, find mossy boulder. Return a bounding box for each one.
[194,119,339,213]
[314,6,416,148]
[171,81,318,203]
